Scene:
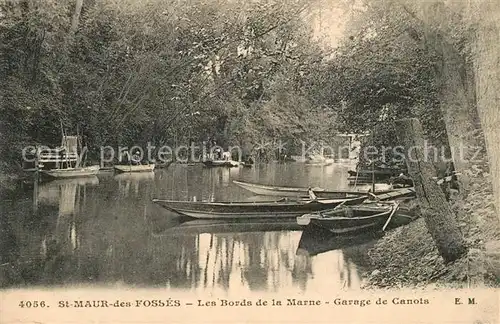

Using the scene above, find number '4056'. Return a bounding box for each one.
[19,301,47,308]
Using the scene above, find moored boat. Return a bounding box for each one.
[202,160,239,168]
[41,165,100,179]
[296,202,417,234]
[348,168,406,180]
[305,159,334,166]
[232,180,391,199]
[348,182,395,192]
[305,155,334,166]
[113,164,155,173]
[152,195,368,219]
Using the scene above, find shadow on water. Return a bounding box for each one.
[297,226,383,258]
[295,227,382,289]
[150,217,302,236]
[1,163,382,292]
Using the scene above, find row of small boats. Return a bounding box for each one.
[153,195,369,219]
[152,180,418,235]
[39,164,156,179]
[39,160,259,180]
[202,154,336,168]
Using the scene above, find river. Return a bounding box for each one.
[0,162,379,294]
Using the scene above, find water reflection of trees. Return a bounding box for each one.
[2,177,309,291]
[340,241,377,288]
[152,231,306,292]
[296,228,379,290]
[2,166,373,292]
[1,179,93,287]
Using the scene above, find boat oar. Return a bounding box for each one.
[382,202,400,231]
[332,199,347,210]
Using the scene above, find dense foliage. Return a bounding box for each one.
[310,1,456,167]
[0,0,335,169]
[0,0,493,175]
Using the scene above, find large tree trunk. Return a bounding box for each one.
[473,0,500,221]
[419,2,489,198]
[70,0,84,34]
[395,118,468,262]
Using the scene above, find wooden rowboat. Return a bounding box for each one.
[304,154,334,166]
[202,160,239,168]
[232,180,392,199]
[296,202,417,235]
[152,195,368,220]
[348,168,406,180]
[41,165,100,179]
[113,164,155,173]
[305,158,334,166]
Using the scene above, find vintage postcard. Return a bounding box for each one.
[1,0,499,323]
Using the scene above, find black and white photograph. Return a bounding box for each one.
[0,0,499,323]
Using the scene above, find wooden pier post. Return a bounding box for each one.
[32,146,39,214]
[395,118,467,262]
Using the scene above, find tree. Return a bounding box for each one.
[0,0,339,172]
[395,118,467,262]
[70,0,84,34]
[471,0,500,222]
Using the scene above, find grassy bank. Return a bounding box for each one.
[363,179,500,289]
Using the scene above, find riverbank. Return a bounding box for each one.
[363,178,500,289]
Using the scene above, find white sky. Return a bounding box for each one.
[308,0,366,49]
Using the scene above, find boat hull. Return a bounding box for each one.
[202,160,239,168]
[297,205,394,234]
[296,203,418,234]
[41,165,100,179]
[152,196,367,219]
[232,180,390,199]
[114,164,155,173]
[348,168,406,180]
[305,158,334,166]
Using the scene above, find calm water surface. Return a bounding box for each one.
[1,162,378,294]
